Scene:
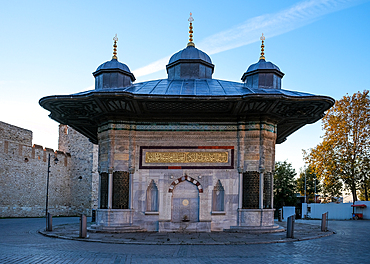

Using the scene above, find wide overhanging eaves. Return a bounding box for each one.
[39,83,334,145]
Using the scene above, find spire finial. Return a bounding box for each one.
[187,12,195,47]
[260,33,265,60]
[112,34,118,60]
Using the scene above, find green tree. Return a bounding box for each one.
[359,179,370,201]
[320,174,343,203]
[273,161,297,209]
[297,166,321,203]
[358,156,370,201]
[304,90,370,203]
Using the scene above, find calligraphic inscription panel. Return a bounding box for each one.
[139,146,234,169]
[145,152,228,163]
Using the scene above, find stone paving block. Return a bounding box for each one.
[2,217,370,263]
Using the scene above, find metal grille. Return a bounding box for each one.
[242,171,259,209]
[264,172,272,209]
[112,171,129,209]
[100,173,108,209]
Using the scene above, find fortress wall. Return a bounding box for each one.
[58,125,99,214]
[0,121,32,145]
[0,121,97,217]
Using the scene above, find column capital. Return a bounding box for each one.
[129,166,135,174]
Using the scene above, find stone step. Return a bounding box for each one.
[225,224,285,233]
[89,224,147,233]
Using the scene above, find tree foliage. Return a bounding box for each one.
[304,90,370,202]
[358,156,370,201]
[274,161,297,209]
[297,166,321,203]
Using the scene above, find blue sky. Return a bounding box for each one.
[1,0,369,174]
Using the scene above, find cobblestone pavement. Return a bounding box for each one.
[38,219,332,245]
[0,217,369,263]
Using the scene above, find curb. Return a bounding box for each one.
[38,227,335,245]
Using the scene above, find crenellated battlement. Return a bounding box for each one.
[0,140,71,166]
[0,121,71,166]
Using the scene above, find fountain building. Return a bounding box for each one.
[40,14,334,232]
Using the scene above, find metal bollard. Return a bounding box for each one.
[47,213,53,231]
[278,209,282,222]
[286,215,295,238]
[321,212,328,232]
[79,214,87,238]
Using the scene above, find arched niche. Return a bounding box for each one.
[212,179,225,212]
[171,180,199,222]
[146,180,158,212]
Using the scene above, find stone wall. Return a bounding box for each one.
[96,121,276,231]
[0,121,32,145]
[58,125,99,212]
[0,121,97,217]
[95,120,277,231]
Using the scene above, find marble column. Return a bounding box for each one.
[259,168,265,209]
[238,167,243,209]
[107,168,113,209]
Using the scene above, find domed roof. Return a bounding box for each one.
[95,58,132,73]
[246,58,281,73]
[166,45,214,79]
[168,46,212,65]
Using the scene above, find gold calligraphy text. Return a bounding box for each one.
[145,152,228,163]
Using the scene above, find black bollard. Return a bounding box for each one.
[79,214,87,238]
[47,213,53,231]
[286,215,295,238]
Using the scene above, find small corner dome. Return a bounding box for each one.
[241,58,284,89]
[94,58,132,75]
[168,45,213,65]
[93,58,135,89]
[246,58,281,73]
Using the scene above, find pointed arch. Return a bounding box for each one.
[168,175,203,193]
[146,179,159,212]
[212,179,225,212]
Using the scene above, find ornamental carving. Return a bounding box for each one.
[145,152,228,163]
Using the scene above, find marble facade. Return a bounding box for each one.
[94,120,276,232]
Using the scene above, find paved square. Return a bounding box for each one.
[1,217,369,263]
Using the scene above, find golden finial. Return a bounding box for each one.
[112,34,118,60]
[260,33,265,60]
[187,12,195,47]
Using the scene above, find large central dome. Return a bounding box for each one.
[166,45,214,79]
[168,45,212,65]
[166,13,214,79]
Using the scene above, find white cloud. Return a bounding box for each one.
[132,56,171,78]
[132,0,366,78]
